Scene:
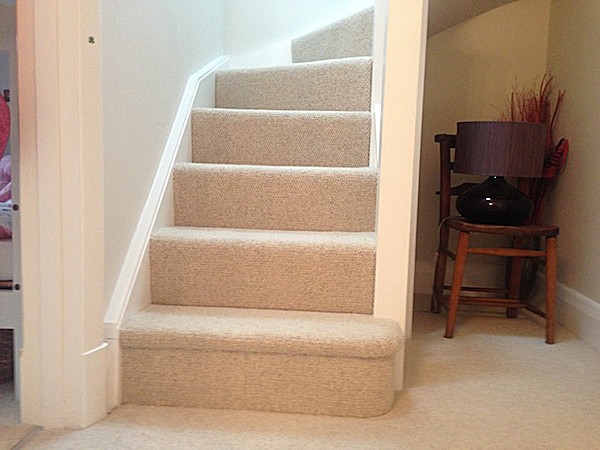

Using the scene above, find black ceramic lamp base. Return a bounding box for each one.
[456,176,532,226]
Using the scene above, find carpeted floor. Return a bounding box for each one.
[8,295,600,449]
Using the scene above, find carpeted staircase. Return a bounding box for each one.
[120,7,402,418]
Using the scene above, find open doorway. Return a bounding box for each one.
[0,0,22,426]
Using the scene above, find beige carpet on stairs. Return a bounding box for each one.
[120,6,394,420]
[150,228,376,313]
[215,57,373,111]
[121,305,400,417]
[172,164,377,232]
[191,108,371,167]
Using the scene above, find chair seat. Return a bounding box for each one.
[446,216,559,237]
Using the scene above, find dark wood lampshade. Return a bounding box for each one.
[454,121,546,177]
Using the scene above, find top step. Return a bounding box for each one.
[216,57,372,112]
[292,7,374,63]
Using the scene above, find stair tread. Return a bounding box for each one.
[153,226,375,246]
[175,161,376,174]
[121,304,401,359]
[219,56,372,77]
[194,107,371,117]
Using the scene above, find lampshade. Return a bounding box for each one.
[454,121,546,177]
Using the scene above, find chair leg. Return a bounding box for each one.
[545,236,558,344]
[445,231,469,339]
[432,221,450,313]
[506,236,526,318]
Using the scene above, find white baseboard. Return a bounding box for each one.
[102,56,230,410]
[558,283,600,352]
[394,339,405,390]
[103,55,230,340]
[530,274,600,352]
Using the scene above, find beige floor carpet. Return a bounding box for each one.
[11,298,600,449]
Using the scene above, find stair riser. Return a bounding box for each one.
[122,348,395,418]
[173,165,377,232]
[150,236,375,313]
[192,109,371,167]
[215,57,372,111]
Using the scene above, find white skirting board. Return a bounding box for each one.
[530,273,600,353]
[415,258,600,353]
[103,55,230,410]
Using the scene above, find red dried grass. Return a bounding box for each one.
[499,75,568,223]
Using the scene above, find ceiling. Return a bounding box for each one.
[427,0,517,36]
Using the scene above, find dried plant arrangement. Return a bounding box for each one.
[500,75,568,223]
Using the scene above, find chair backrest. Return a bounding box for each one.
[434,134,479,224]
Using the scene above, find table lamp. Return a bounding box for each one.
[454,121,546,226]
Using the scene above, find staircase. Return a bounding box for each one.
[120,7,402,418]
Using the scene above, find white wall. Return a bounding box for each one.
[102,1,225,307]
[224,0,373,68]
[414,0,551,293]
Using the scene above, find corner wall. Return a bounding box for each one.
[534,0,600,350]
[102,1,225,308]
[545,1,600,305]
[415,0,551,293]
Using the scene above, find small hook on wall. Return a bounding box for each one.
[2,90,9,103]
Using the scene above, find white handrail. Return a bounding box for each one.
[103,55,230,338]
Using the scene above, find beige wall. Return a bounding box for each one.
[545,1,600,304]
[415,0,551,291]
[102,1,225,306]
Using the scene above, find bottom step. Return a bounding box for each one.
[121,305,402,417]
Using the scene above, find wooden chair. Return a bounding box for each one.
[431,134,559,344]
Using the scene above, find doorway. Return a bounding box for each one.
[0,0,22,425]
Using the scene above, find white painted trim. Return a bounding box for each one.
[530,274,600,353]
[371,0,388,115]
[393,340,406,390]
[373,0,428,348]
[103,55,229,339]
[369,0,387,168]
[18,0,106,428]
[557,283,600,352]
[370,105,381,167]
[103,56,229,410]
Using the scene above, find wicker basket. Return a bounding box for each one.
[0,329,14,384]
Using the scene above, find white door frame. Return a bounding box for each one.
[373,0,428,339]
[17,0,107,428]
